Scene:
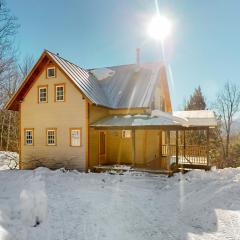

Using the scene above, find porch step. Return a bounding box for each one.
[177,164,211,171]
[133,168,174,177]
[93,165,174,177]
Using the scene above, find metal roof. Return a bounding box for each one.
[47,51,110,107]
[90,110,218,128]
[47,51,163,109]
[90,63,162,108]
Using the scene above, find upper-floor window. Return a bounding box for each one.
[46,129,57,146]
[38,85,48,103]
[47,67,56,78]
[55,84,65,102]
[24,128,34,145]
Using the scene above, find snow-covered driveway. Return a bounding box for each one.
[0,167,240,240]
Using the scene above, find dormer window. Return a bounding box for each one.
[47,67,56,78]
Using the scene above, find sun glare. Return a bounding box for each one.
[148,15,172,41]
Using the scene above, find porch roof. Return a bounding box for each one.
[90,110,217,128]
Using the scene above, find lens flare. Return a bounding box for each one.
[148,15,172,41]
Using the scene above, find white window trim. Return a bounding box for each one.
[38,86,47,103]
[46,129,57,146]
[25,129,34,145]
[55,84,65,102]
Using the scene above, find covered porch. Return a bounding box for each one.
[89,111,217,175]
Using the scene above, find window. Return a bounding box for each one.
[25,129,34,145]
[47,67,56,78]
[122,130,131,138]
[70,128,81,146]
[46,129,57,145]
[38,86,48,103]
[55,84,65,102]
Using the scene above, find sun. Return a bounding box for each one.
[147,15,172,41]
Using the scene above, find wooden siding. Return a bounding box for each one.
[106,130,132,164]
[88,105,148,168]
[88,105,109,168]
[21,64,87,170]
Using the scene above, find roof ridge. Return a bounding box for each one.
[89,61,164,70]
[45,49,87,72]
[45,50,164,71]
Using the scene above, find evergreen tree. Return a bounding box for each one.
[183,86,207,148]
[184,86,222,167]
[185,86,206,110]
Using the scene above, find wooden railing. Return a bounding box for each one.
[162,144,176,156]
[162,144,208,165]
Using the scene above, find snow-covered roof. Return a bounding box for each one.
[89,63,165,108]
[173,110,215,119]
[90,110,217,128]
[173,110,217,127]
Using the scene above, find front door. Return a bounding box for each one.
[99,131,106,165]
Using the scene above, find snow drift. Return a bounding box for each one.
[0,161,239,239]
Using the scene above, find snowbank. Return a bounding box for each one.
[20,173,48,227]
[0,167,239,240]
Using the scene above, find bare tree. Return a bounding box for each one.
[0,0,19,152]
[0,0,19,104]
[18,54,34,78]
[0,0,19,86]
[0,63,20,151]
[215,82,240,163]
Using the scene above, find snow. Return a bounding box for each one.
[0,151,18,170]
[173,110,217,127]
[92,110,217,128]
[20,174,48,227]
[173,110,215,119]
[0,154,240,239]
[90,68,115,80]
[123,115,132,118]
[152,109,217,127]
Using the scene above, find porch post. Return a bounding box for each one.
[98,130,101,166]
[159,130,162,159]
[166,130,170,155]
[176,130,179,167]
[183,129,186,157]
[132,129,136,167]
[207,128,210,167]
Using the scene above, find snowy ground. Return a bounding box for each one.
[0,154,240,239]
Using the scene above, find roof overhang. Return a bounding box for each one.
[5,51,50,111]
[90,110,218,129]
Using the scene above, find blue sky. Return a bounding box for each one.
[8,0,240,110]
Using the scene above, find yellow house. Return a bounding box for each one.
[6,50,217,174]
